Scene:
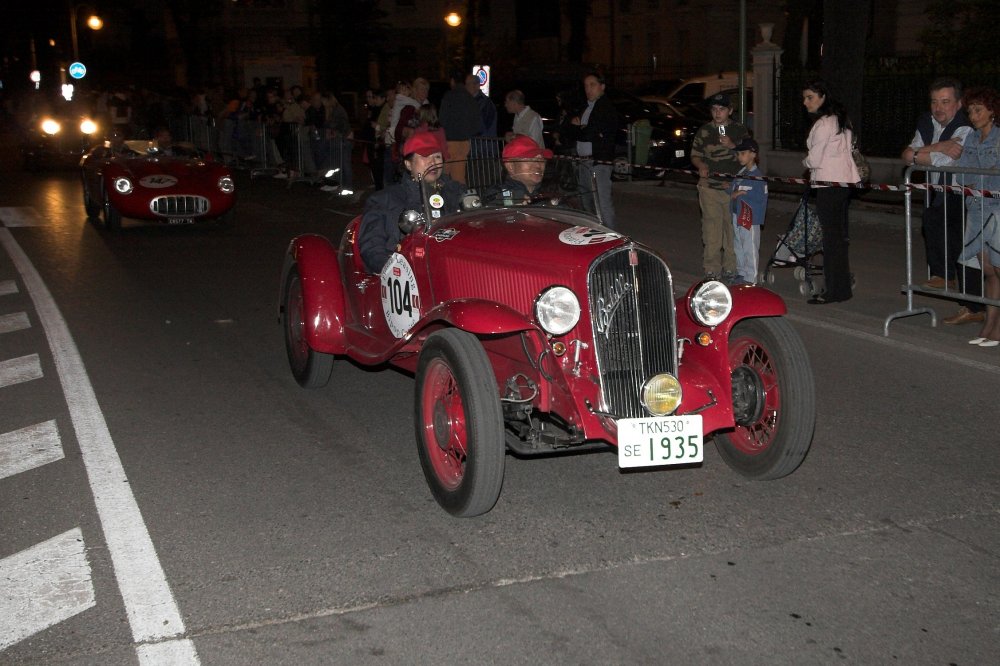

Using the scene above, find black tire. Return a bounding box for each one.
[415,329,505,517]
[714,317,815,480]
[102,186,122,232]
[82,176,101,218]
[281,266,334,388]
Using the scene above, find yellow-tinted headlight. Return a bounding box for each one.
[41,118,61,135]
[80,118,98,135]
[641,373,682,416]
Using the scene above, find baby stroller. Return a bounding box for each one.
[763,190,826,297]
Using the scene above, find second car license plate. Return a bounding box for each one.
[617,415,703,468]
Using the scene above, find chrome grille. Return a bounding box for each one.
[588,245,676,418]
[150,195,210,216]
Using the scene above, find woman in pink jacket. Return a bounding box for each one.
[802,80,861,304]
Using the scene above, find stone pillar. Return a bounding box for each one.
[751,23,783,174]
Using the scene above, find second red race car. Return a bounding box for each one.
[80,138,236,230]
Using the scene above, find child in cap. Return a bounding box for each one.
[728,137,768,285]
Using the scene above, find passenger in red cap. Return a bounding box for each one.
[482,136,553,205]
[358,129,465,272]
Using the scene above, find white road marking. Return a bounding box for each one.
[786,313,1000,376]
[0,280,18,296]
[0,528,96,651]
[0,353,42,389]
[0,228,199,664]
[0,420,64,481]
[0,311,31,334]
[0,207,46,227]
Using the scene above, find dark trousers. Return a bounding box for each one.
[922,193,965,280]
[816,187,853,300]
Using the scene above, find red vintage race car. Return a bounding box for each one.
[280,183,815,517]
[79,140,236,230]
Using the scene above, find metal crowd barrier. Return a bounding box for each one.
[170,115,353,191]
[884,163,1000,335]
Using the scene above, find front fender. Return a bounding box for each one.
[675,285,788,434]
[281,234,346,354]
[420,299,535,336]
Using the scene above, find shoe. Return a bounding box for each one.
[942,307,986,325]
[921,276,957,290]
[704,272,719,282]
[979,339,1000,347]
[968,337,988,345]
[272,172,288,179]
[319,185,338,192]
[807,295,849,305]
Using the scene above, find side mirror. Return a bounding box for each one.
[398,209,425,234]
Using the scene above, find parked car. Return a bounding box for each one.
[79,140,236,231]
[280,177,816,517]
[22,112,102,170]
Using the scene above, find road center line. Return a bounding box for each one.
[0,228,199,665]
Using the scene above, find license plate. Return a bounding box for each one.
[617,415,703,468]
[167,218,195,225]
[674,149,685,158]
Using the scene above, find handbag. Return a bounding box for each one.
[851,139,870,182]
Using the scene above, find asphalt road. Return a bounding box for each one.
[1,151,997,665]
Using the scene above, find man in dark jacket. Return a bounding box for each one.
[439,72,482,185]
[481,136,553,206]
[358,130,464,273]
[901,77,979,324]
[571,72,619,228]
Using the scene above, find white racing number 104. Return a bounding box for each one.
[380,253,421,338]
[617,414,704,468]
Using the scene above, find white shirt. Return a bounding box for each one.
[908,118,972,168]
[512,105,545,148]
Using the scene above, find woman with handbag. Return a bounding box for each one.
[801,80,861,304]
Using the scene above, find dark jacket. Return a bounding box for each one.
[480,176,541,207]
[439,89,482,141]
[575,95,619,162]
[358,176,464,272]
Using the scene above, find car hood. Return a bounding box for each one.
[109,155,226,180]
[420,207,633,308]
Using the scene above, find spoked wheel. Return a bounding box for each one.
[714,318,815,479]
[415,329,505,517]
[282,266,334,388]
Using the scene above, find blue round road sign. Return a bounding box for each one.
[69,62,87,79]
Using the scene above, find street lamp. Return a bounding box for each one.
[70,4,103,63]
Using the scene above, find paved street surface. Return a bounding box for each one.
[1,142,997,665]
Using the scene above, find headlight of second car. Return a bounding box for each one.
[79,118,98,135]
[535,286,580,336]
[41,118,61,135]
[689,280,732,327]
[113,177,133,194]
[217,175,235,194]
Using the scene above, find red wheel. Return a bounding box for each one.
[714,318,815,479]
[415,329,504,516]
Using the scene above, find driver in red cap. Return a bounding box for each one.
[482,135,553,206]
[358,129,465,273]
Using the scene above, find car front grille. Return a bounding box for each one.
[588,245,677,419]
[150,195,210,216]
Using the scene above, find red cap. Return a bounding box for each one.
[503,135,553,160]
[402,130,443,157]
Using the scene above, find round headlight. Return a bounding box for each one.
[641,373,683,416]
[218,175,235,193]
[113,177,133,194]
[41,118,61,135]
[80,119,98,135]
[535,286,580,336]
[689,280,732,327]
